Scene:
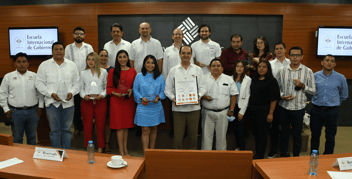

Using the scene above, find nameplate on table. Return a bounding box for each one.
[332,157,352,171]
[33,147,68,162]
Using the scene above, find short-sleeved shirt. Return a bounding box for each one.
[249,77,281,111]
[201,73,239,110]
[191,39,221,75]
[220,47,248,76]
[129,36,163,74]
[103,39,131,67]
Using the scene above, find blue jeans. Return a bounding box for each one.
[279,106,305,156]
[46,104,74,149]
[9,106,39,145]
[310,105,339,154]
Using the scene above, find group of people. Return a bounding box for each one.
[0,22,348,159]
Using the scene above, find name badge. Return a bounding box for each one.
[33,147,68,162]
[332,157,352,171]
[91,81,97,87]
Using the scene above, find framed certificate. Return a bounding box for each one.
[175,74,198,105]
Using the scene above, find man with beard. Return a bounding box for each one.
[191,24,221,75]
[65,27,94,136]
[103,23,131,67]
[220,34,248,76]
[130,22,163,73]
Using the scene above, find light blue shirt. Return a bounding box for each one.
[236,81,241,104]
[312,70,348,107]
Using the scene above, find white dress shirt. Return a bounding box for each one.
[103,39,131,67]
[191,39,221,75]
[165,63,206,112]
[64,42,94,73]
[232,75,252,115]
[162,44,194,80]
[35,58,80,109]
[129,36,164,73]
[201,73,238,110]
[270,57,291,78]
[0,70,44,113]
[79,68,108,98]
[277,63,316,111]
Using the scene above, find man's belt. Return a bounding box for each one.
[9,105,37,110]
[204,106,229,112]
[313,104,338,111]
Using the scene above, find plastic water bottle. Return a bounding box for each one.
[87,140,95,164]
[309,150,319,176]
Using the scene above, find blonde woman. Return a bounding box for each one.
[80,52,108,153]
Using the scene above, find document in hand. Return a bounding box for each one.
[175,74,199,105]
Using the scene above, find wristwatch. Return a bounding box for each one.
[230,110,234,113]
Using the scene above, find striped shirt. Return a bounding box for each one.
[276,63,316,110]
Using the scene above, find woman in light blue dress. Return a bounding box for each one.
[133,55,166,152]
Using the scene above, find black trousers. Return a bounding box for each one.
[249,108,269,159]
[73,94,83,131]
[269,104,281,153]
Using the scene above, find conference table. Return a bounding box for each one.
[253,153,352,179]
[0,144,145,179]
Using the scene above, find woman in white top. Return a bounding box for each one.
[80,52,108,153]
[231,60,251,150]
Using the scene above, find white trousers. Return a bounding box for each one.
[201,108,228,150]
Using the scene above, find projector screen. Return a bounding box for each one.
[9,27,58,57]
[317,26,352,58]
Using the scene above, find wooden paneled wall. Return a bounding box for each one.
[1,2,352,78]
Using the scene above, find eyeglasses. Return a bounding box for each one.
[74,33,85,36]
[289,54,302,57]
[256,42,264,45]
[173,33,183,36]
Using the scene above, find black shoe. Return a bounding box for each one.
[280,152,290,157]
[169,129,174,137]
[267,151,277,159]
[136,127,142,136]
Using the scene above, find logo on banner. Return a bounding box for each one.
[177,17,199,45]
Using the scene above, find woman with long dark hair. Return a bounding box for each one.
[106,50,136,156]
[99,49,113,153]
[248,60,280,159]
[231,60,252,151]
[133,55,166,153]
[248,36,274,76]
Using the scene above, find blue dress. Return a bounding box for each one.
[133,72,166,127]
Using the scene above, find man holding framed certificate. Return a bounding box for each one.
[165,45,206,150]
